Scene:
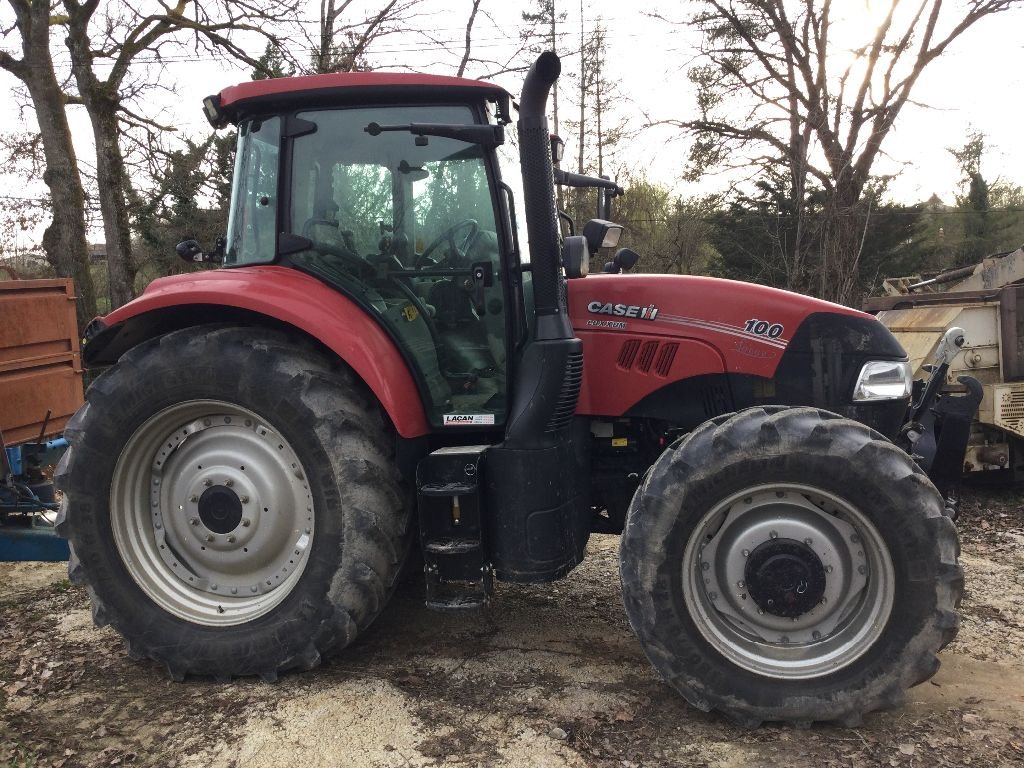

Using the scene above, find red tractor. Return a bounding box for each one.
[57,53,970,726]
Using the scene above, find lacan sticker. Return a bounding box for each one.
[443,414,496,426]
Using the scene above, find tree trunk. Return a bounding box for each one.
[9,1,98,331]
[818,184,866,306]
[64,15,137,310]
[86,92,137,309]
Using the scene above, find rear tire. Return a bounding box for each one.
[619,407,962,726]
[55,325,411,681]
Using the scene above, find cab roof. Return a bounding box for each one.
[214,72,511,125]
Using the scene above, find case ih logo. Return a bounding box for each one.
[587,301,659,320]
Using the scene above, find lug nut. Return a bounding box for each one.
[804,538,813,546]
[206,535,214,542]
[858,565,867,575]
[204,479,212,487]
[701,561,710,571]
[825,565,833,573]
[190,518,199,526]
[737,580,745,588]
[742,549,750,557]
[227,535,237,543]
[240,496,249,504]
[189,495,198,503]
[812,631,821,640]
[242,519,252,527]
[769,530,778,539]
[225,479,234,488]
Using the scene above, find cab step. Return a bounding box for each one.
[416,445,493,610]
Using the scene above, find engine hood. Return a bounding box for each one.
[568,274,906,419]
[569,274,868,368]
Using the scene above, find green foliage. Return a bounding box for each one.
[705,176,929,303]
[930,131,1024,268]
[131,133,235,290]
[252,42,295,80]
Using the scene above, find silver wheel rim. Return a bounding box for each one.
[111,400,314,626]
[681,484,894,679]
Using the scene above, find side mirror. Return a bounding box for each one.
[602,247,640,274]
[176,240,203,263]
[561,235,589,279]
[176,238,224,265]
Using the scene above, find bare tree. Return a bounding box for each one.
[662,0,1022,304]
[58,0,297,309]
[456,0,482,77]
[308,0,424,73]
[0,0,97,329]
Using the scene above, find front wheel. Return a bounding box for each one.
[55,326,411,681]
[620,407,962,726]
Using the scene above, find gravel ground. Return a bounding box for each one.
[2,488,1023,768]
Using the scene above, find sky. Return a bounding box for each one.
[2,0,1023,249]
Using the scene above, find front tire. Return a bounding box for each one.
[620,407,962,726]
[55,326,411,681]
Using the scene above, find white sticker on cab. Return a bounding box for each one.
[443,414,496,426]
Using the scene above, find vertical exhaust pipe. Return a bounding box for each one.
[503,51,582,447]
[517,51,571,341]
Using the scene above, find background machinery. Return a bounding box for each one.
[0,277,81,560]
[866,244,1024,479]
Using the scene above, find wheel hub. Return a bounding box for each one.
[684,484,893,679]
[198,485,244,534]
[745,539,826,618]
[112,400,315,626]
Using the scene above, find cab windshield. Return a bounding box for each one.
[284,104,507,428]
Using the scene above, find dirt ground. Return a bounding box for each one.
[2,489,1023,768]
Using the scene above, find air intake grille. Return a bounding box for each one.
[995,385,1024,438]
[637,342,658,372]
[617,340,641,370]
[545,350,584,433]
[655,343,679,377]
[616,340,678,378]
[701,383,732,418]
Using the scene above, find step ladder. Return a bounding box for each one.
[416,445,492,610]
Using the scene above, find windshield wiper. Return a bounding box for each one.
[364,121,504,147]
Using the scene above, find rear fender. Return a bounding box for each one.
[84,266,429,438]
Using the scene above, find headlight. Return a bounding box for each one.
[852,360,912,402]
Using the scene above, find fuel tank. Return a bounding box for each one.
[568,274,908,435]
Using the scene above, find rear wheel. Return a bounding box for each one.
[55,325,411,681]
[620,407,962,726]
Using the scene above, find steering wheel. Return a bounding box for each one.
[414,219,480,268]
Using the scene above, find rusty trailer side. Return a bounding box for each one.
[0,278,84,445]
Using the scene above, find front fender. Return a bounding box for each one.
[84,266,429,438]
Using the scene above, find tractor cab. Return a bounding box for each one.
[196,75,523,430]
